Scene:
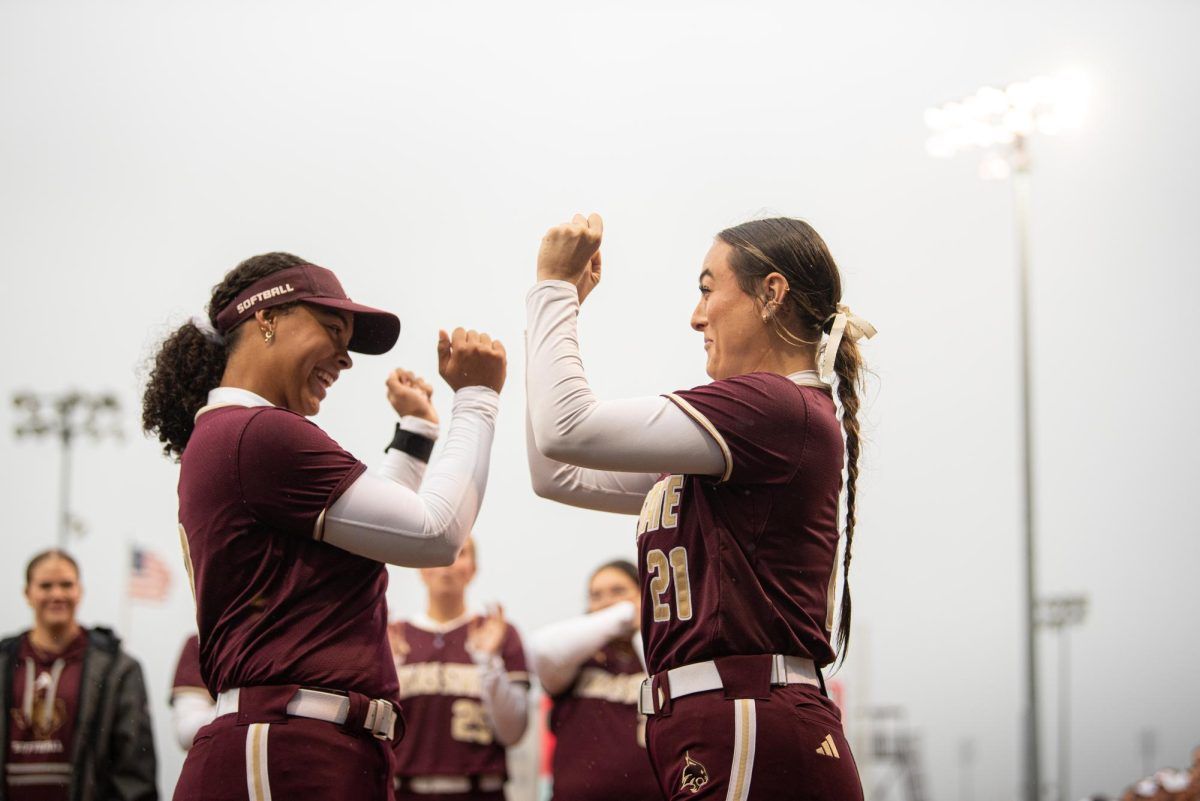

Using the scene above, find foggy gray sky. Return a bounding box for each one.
[2,1,1197,799]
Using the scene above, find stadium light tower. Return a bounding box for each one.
[11,390,124,547]
[1038,594,1088,801]
[925,70,1090,801]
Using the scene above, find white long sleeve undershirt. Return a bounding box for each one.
[528,601,639,696]
[471,650,530,746]
[378,415,440,490]
[170,692,216,751]
[323,386,499,567]
[524,280,725,513]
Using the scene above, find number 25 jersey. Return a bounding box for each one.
[638,372,845,675]
[388,616,529,780]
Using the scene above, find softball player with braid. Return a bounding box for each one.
[525,214,874,801]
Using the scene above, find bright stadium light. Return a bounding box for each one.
[925,69,1090,801]
[925,70,1090,177]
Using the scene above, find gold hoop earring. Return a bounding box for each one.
[263,329,274,343]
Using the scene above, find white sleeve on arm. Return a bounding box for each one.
[525,280,725,476]
[378,416,440,491]
[529,601,638,696]
[473,654,530,747]
[526,406,656,514]
[321,387,498,567]
[171,692,216,751]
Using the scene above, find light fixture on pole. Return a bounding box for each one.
[12,390,124,547]
[925,70,1089,801]
[1037,594,1089,801]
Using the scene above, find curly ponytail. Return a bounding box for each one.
[142,252,308,458]
[718,217,869,664]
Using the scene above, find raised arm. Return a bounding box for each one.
[528,601,638,696]
[526,215,725,478]
[321,328,507,567]
[525,277,724,476]
[525,403,656,514]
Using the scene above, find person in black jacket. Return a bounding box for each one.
[0,549,157,801]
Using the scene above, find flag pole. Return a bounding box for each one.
[119,541,133,640]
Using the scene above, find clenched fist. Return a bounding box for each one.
[386,369,437,424]
[537,212,603,305]
[437,327,507,393]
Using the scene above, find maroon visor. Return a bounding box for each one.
[214,263,400,355]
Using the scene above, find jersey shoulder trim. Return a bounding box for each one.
[663,392,733,482]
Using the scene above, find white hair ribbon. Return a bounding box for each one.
[190,314,225,346]
[817,304,876,383]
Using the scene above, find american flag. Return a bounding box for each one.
[127,546,171,602]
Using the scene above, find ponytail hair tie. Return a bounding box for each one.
[190,314,225,346]
[818,304,876,382]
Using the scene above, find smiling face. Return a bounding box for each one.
[587,566,639,613]
[691,240,777,380]
[25,557,81,633]
[262,304,354,416]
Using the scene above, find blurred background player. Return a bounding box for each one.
[529,559,660,801]
[389,538,530,800]
[168,634,214,751]
[0,550,157,801]
[143,252,506,801]
[526,214,871,800]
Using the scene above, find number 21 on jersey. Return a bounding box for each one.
[646,547,692,622]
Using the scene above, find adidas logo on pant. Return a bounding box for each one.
[816,734,840,759]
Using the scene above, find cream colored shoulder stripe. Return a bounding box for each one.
[664,394,733,483]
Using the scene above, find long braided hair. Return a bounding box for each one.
[717,218,867,662]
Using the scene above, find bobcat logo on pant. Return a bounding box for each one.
[680,751,709,794]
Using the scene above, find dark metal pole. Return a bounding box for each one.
[1058,627,1070,801]
[57,412,73,548]
[1013,133,1042,801]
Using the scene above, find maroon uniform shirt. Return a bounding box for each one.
[389,617,528,779]
[169,634,210,703]
[178,404,398,704]
[548,642,659,801]
[639,372,844,675]
[6,632,87,801]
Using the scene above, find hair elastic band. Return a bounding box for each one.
[817,304,876,382]
[191,314,225,346]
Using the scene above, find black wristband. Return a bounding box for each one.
[386,425,435,462]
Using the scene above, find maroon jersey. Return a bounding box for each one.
[169,634,211,704]
[6,632,87,801]
[638,372,844,675]
[548,642,658,801]
[178,404,398,703]
[389,616,528,779]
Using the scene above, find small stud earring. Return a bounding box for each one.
[263,329,274,343]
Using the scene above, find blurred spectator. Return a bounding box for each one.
[0,549,157,800]
[388,538,529,800]
[528,558,658,801]
[168,634,214,750]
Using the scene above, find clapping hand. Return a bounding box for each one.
[466,603,507,660]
